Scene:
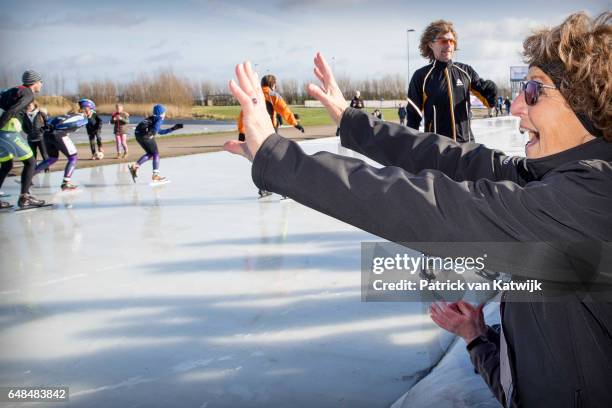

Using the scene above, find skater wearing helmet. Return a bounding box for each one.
[0,70,46,209]
[34,112,87,191]
[128,104,183,184]
[79,98,104,160]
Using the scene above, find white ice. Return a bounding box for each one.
[0,117,524,407]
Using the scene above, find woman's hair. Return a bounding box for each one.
[419,20,458,61]
[261,74,276,88]
[523,11,611,141]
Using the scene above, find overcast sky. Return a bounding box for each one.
[1,0,609,93]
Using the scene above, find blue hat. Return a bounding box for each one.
[153,104,166,116]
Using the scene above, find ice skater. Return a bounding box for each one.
[0,70,46,209]
[80,99,104,160]
[110,103,129,158]
[236,74,304,198]
[128,104,183,184]
[23,101,49,164]
[34,113,87,191]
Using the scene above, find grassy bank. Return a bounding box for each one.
[191,106,495,126]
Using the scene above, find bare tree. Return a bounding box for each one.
[335,74,353,97]
[279,78,300,104]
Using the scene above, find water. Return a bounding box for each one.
[97,115,231,126]
[70,116,237,144]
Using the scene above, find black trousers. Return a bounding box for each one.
[28,139,48,161]
[135,135,158,156]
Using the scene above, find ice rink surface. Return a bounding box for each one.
[0,117,524,408]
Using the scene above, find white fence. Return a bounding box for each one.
[305,95,487,109]
[304,99,408,108]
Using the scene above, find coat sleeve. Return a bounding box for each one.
[271,94,298,126]
[94,114,103,135]
[0,89,33,130]
[466,330,507,406]
[339,108,527,183]
[468,66,497,108]
[237,111,245,134]
[253,133,556,242]
[154,117,173,135]
[406,74,424,130]
[251,131,612,285]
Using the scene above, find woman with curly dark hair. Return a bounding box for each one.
[227,11,611,407]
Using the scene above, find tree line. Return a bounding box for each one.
[1,67,508,106]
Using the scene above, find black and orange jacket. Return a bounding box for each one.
[237,86,298,134]
[406,60,497,142]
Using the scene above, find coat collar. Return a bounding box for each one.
[526,137,612,179]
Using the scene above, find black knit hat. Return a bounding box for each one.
[22,70,43,86]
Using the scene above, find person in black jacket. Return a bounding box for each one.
[225,11,611,406]
[406,20,497,142]
[23,102,49,163]
[0,70,46,209]
[349,90,364,109]
[397,104,407,125]
[79,99,103,159]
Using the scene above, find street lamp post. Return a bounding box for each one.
[406,28,415,96]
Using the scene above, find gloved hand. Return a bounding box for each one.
[238,133,245,141]
[480,79,498,107]
[293,113,300,120]
[294,124,305,133]
[171,124,184,131]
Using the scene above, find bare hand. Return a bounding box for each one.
[224,61,275,161]
[430,300,487,343]
[223,140,254,161]
[306,52,349,126]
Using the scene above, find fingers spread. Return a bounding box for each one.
[229,79,251,111]
[245,61,263,101]
[236,63,255,100]
[314,52,327,76]
[306,83,330,104]
[313,66,325,85]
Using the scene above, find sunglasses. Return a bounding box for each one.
[434,38,456,46]
[520,80,557,106]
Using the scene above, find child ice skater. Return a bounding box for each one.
[110,103,129,158]
[128,104,182,184]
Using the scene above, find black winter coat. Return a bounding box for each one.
[252,108,612,408]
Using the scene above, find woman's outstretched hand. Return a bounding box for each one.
[306,52,349,126]
[224,61,275,161]
[430,300,487,343]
